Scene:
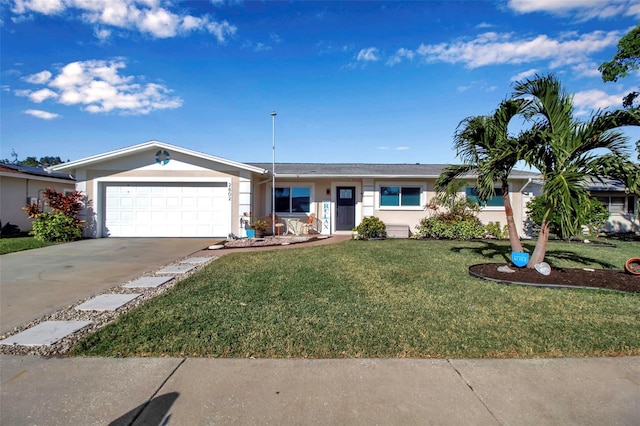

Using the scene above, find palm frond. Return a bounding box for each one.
[435,164,476,193]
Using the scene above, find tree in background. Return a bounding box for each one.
[599,23,640,108]
[1,154,65,167]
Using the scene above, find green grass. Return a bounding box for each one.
[0,236,58,254]
[73,239,640,358]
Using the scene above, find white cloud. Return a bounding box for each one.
[386,48,415,66]
[23,70,52,84]
[28,88,58,103]
[571,62,602,78]
[17,59,183,115]
[356,47,380,62]
[12,0,65,15]
[9,0,238,41]
[415,30,620,69]
[377,146,410,151]
[573,88,636,115]
[24,109,60,119]
[510,68,539,81]
[507,0,639,19]
[94,27,112,40]
[457,80,499,93]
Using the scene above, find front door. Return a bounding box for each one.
[336,186,356,231]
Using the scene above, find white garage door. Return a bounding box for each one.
[104,183,231,237]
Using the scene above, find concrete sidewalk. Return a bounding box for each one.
[1,355,638,425]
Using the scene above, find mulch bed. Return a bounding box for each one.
[469,263,640,294]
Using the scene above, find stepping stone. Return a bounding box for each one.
[180,257,213,264]
[75,294,141,311]
[0,321,92,346]
[122,276,173,288]
[156,265,195,274]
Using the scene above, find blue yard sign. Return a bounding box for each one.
[511,252,529,268]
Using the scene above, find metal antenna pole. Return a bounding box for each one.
[271,110,277,236]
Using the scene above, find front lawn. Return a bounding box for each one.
[74,239,640,358]
[0,236,57,255]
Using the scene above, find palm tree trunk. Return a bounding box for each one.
[527,221,549,267]
[502,182,523,253]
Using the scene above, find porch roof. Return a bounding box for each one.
[249,163,541,179]
[0,162,75,181]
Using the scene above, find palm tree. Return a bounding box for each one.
[436,99,526,253]
[513,74,640,267]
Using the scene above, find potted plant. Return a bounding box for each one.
[251,219,269,238]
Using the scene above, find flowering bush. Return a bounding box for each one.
[250,219,269,231]
[23,188,84,242]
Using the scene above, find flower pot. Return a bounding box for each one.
[246,229,255,238]
[624,257,640,275]
[255,229,265,238]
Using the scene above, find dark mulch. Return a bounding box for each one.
[470,263,640,294]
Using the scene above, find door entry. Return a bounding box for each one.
[336,186,356,231]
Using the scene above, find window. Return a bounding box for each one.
[596,195,636,214]
[275,186,310,213]
[380,186,421,207]
[466,187,504,207]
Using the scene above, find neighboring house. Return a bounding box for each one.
[0,162,75,233]
[521,179,639,236]
[588,179,639,234]
[51,140,540,238]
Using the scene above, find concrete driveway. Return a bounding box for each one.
[0,238,215,334]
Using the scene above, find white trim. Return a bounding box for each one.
[92,176,228,183]
[331,181,362,233]
[95,177,232,238]
[51,140,268,175]
[376,181,426,211]
[270,181,316,216]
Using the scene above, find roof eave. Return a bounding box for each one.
[0,171,75,183]
[51,140,268,175]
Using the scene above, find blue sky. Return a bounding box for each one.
[1,0,639,165]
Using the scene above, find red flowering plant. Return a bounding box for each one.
[23,188,85,242]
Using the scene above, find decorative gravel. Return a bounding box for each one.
[223,235,321,248]
[0,255,218,357]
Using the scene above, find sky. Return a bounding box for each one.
[1,0,639,166]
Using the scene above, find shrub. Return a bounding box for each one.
[30,212,82,242]
[415,215,485,240]
[23,188,84,242]
[485,221,509,240]
[526,196,609,239]
[354,216,387,240]
[413,180,485,240]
